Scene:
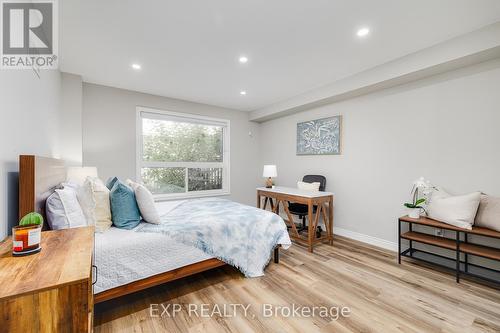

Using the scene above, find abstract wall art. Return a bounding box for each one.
[296,115,342,155]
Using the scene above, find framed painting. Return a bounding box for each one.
[296,115,342,155]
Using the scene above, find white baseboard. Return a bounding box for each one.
[334,227,398,252]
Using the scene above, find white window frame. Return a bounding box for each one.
[136,106,230,201]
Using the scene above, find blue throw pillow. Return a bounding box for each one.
[109,179,141,229]
[106,176,119,190]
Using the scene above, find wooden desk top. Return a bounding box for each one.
[257,186,334,198]
[0,226,94,300]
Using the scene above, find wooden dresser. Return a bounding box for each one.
[0,227,94,333]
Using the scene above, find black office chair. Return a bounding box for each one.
[288,175,326,234]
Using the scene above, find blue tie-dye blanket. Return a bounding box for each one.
[136,197,291,277]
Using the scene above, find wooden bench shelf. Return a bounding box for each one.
[401,231,500,261]
[398,216,500,286]
[399,215,500,238]
[461,243,500,261]
[401,231,455,250]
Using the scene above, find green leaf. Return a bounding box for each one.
[404,203,416,208]
[19,212,43,226]
[415,198,426,206]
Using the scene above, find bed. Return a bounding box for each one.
[93,201,217,300]
[19,155,289,303]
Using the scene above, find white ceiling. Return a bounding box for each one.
[60,0,500,111]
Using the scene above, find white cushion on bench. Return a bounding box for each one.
[427,189,481,230]
[475,194,500,232]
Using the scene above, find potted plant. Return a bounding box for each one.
[404,177,432,219]
[12,212,44,256]
[404,198,426,219]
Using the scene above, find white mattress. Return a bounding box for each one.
[93,200,213,294]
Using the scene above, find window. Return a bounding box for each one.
[137,107,230,199]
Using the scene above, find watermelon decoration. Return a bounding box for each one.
[19,212,44,227]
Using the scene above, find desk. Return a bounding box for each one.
[257,186,334,252]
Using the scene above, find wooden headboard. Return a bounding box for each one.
[19,155,67,223]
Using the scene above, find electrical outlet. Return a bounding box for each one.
[435,228,444,237]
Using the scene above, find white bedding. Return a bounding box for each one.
[138,197,291,277]
[155,199,187,216]
[94,200,212,294]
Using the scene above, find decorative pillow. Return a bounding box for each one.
[106,176,119,190]
[475,194,500,232]
[297,181,321,191]
[127,179,161,224]
[62,181,97,227]
[427,190,481,230]
[110,179,141,229]
[46,186,87,230]
[85,177,112,233]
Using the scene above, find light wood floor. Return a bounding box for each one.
[94,236,500,333]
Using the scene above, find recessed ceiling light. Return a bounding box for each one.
[131,63,141,70]
[239,56,248,64]
[240,91,247,95]
[356,27,370,38]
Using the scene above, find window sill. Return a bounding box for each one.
[153,191,230,202]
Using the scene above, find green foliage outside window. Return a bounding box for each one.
[143,119,222,162]
[141,118,224,194]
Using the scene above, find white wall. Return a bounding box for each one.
[82,83,261,205]
[259,58,500,246]
[0,70,62,240]
[59,73,83,165]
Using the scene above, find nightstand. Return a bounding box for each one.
[0,227,94,333]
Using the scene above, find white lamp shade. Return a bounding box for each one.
[67,167,98,186]
[262,165,277,178]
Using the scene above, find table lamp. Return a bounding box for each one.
[67,167,98,186]
[262,165,277,188]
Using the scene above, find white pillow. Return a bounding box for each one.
[475,194,500,232]
[61,181,96,227]
[127,179,161,224]
[297,181,320,191]
[85,177,112,233]
[76,181,96,226]
[46,186,87,230]
[427,190,481,230]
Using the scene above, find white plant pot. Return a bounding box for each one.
[408,208,421,219]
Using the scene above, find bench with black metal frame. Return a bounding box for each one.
[398,215,500,286]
